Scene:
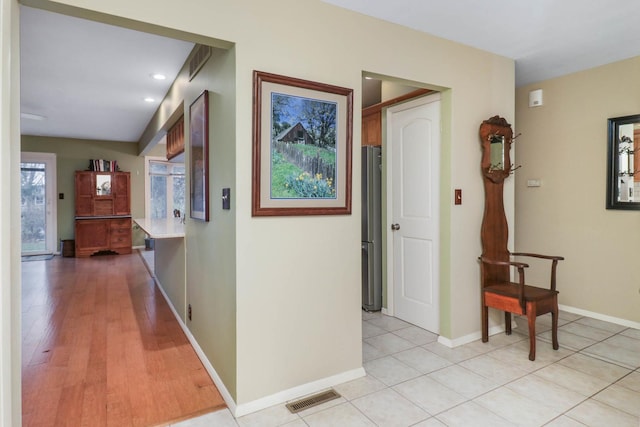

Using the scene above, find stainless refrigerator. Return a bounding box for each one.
[362,146,382,311]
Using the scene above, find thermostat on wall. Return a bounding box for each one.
[529,89,543,107]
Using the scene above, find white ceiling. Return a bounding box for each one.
[20,6,194,142]
[20,2,640,142]
[323,0,640,87]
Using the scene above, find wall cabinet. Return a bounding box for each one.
[74,171,132,257]
[361,88,434,147]
[166,116,185,161]
[362,109,382,146]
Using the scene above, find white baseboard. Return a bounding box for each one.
[437,305,640,348]
[559,304,640,329]
[151,274,366,419]
[234,367,365,418]
[152,276,238,416]
[437,323,511,348]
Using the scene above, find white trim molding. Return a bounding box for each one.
[233,367,365,418]
[151,266,366,418]
[559,304,640,330]
[438,323,510,348]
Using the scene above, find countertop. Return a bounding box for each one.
[134,218,185,239]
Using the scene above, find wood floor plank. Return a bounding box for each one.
[22,252,225,427]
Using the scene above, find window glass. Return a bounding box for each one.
[149,160,185,219]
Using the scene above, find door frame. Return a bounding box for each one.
[384,93,441,325]
[20,152,57,255]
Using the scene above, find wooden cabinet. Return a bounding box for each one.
[361,88,434,147]
[75,171,130,217]
[362,109,382,146]
[74,218,132,257]
[75,219,110,256]
[113,173,130,215]
[166,116,185,160]
[74,171,132,257]
[109,218,132,251]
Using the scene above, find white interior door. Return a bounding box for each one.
[387,94,440,333]
[20,152,57,255]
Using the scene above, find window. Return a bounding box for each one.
[147,159,185,219]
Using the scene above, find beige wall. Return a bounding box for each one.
[3,0,516,419]
[21,136,148,247]
[515,56,640,323]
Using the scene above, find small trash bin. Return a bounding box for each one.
[145,237,155,251]
[60,239,75,257]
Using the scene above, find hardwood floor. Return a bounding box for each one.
[21,253,225,427]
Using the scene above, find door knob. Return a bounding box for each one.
[391,223,400,231]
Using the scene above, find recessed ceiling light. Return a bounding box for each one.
[144,97,156,103]
[151,73,166,80]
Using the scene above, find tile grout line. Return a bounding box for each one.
[293,313,639,427]
[363,312,639,426]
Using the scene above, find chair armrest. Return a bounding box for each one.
[510,252,564,291]
[478,256,527,309]
[511,252,564,261]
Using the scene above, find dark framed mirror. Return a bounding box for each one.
[607,114,640,210]
[479,116,513,184]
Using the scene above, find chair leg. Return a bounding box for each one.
[505,312,512,335]
[551,297,559,351]
[482,304,489,343]
[527,302,536,361]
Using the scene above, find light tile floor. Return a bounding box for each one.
[171,311,640,427]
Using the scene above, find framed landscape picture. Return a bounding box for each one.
[252,71,353,216]
[190,90,209,221]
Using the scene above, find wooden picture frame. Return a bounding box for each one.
[189,90,209,221]
[252,71,353,216]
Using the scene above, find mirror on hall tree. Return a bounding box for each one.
[606,114,640,210]
[479,115,513,183]
[489,134,505,171]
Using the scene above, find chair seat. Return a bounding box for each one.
[485,282,558,302]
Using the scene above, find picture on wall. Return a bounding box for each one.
[252,71,353,216]
[190,90,209,221]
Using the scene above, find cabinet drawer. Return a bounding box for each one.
[110,218,131,229]
[110,226,130,236]
[110,234,132,247]
[110,221,131,247]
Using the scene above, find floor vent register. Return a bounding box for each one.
[285,389,341,414]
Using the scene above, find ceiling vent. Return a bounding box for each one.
[189,44,212,81]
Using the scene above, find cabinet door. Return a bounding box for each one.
[166,117,185,160]
[75,219,109,256]
[362,111,382,146]
[75,171,94,216]
[113,172,131,215]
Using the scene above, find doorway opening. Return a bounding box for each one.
[21,152,57,255]
[360,74,443,334]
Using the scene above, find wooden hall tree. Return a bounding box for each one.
[478,116,564,361]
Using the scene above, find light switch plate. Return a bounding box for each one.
[222,188,231,210]
[527,179,541,187]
